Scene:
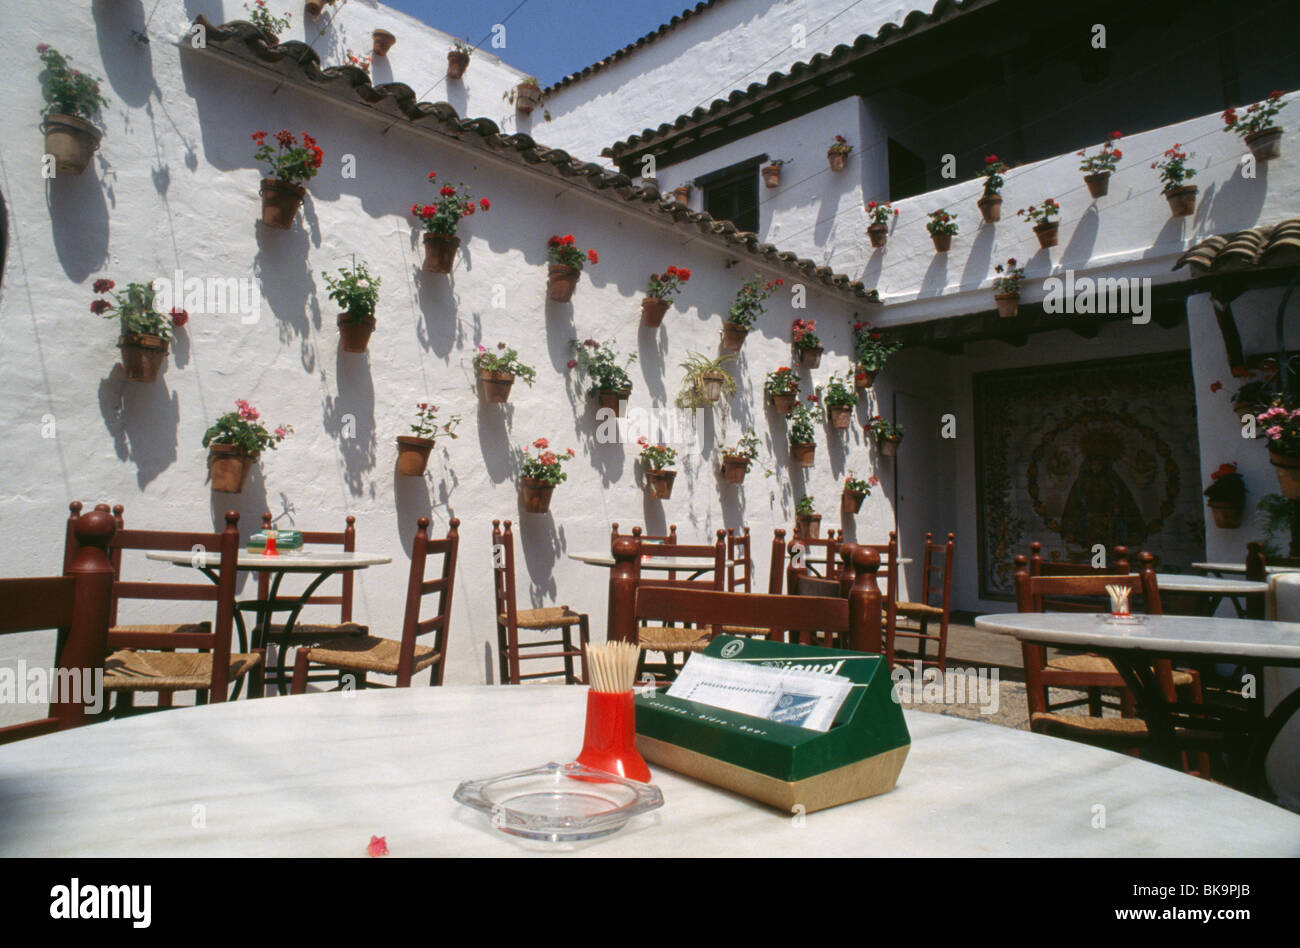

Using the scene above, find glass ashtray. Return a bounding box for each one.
[1095,613,1148,626]
[454,761,663,842]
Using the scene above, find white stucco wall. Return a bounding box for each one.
[0,0,910,724]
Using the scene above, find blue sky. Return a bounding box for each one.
[381,0,701,85]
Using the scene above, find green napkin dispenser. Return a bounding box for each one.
[634,636,909,813]
[247,530,303,552]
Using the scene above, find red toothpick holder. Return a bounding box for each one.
[576,689,651,783]
[264,531,279,556]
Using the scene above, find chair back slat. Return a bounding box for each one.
[113,581,218,602]
[398,518,459,686]
[726,527,752,592]
[1015,557,1161,615]
[492,520,517,627]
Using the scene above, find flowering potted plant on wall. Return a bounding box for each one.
[343,50,373,74]
[322,260,380,353]
[638,438,678,499]
[1232,375,1275,419]
[37,45,107,176]
[794,495,821,539]
[1152,144,1198,217]
[724,275,783,350]
[547,234,598,302]
[765,366,801,415]
[827,135,853,172]
[569,338,636,416]
[926,209,958,252]
[820,374,856,430]
[1078,132,1122,198]
[1257,401,1300,499]
[991,257,1023,318]
[1203,463,1247,528]
[865,201,898,248]
[244,2,292,44]
[852,321,900,389]
[91,279,188,383]
[1223,91,1288,161]
[676,352,736,409]
[506,76,545,115]
[870,415,904,457]
[720,428,761,484]
[202,401,291,493]
[304,0,336,16]
[842,473,878,514]
[447,39,473,78]
[252,129,322,229]
[642,265,691,327]
[396,403,460,476]
[762,158,790,188]
[413,171,490,273]
[788,399,818,468]
[1018,198,1061,249]
[672,181,693,204]
[977,155,1008,222]
[518,438,575,513]
[791,318,822,369]
[474,342,536,404]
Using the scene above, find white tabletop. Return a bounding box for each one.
[147,550,392,571]
[568,552,911,569]
[1193,562,1300,576]
[2,686,1295,856]
[976,613,1300,663]
[1154,573,1268,595]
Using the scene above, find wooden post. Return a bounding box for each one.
[846,547,882,654]
[608,536,641,643]
[397,517,430,688]
[58,507,116,729]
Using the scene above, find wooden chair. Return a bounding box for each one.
[101,510,264,711]
[856,533,899,663]
[786,529,842,588]
[719,527,784,639]
[291,518,458,691]
[0,508,116,744]
[893,532,955,672]
[493,519,588,684]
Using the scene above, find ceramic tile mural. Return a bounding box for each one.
[974,352,1205,599]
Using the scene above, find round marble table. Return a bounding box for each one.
[1154,573,1268,618]
[1,686,1295,857]
[1193,561,1300,577]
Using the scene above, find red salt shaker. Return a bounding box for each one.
[576,690,651,783]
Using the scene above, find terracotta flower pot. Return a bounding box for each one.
[795,514,822,539]
[1034,221,1059,249]
[259,178,305,229]
[597,387,632,417]
[790,442,816,467]
[842,490,867,514]
[117,333,168,382]
[1245,127,1283,162]
[515,83,542,114]
[827,152,847,172]
[720,321,749,351]
[447,50,470,79]
[304,1,330,15]
[422,233,460,273]
[337,313,375,353]
[547,264,580,302]
[1270,450,1300,500]
[769,391,797,415]
[854,368,876,390]
[994,293,1019,319]
[672,187,690,204]
[520,477,554,513]
[931,231,952,253]
[41,113,102,176]
[878,435,901,457]
[395,436,434,476]
[1165,185,1198,218]
[1084,172,1110,198]
[641,297,670,327]
[478,369,515,403]
[867,223,888,248]
[372,29,396,56]
[827,406,852,430]
[797,346,823,370]
[209,445,256,494]
[646,469,676,499]
[700,372,726,403]
[721,455,749,484]
[1207,501,1244,529]
[977,195,1002,223]
[761,165,781,188]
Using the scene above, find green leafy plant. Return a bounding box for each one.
[548,234,599,271]
[410,402,461,442]
[992,258,1024,295]
[788,400,817,445]
[852,321,901,371]
[865,200,898,226]
[1204,463,1246,505]
[764,366,800,397]
[452,38,475,56]
[1151,144,1196,191]
[980,154,1008,198]
[36,45,106,121]
[1018,198,1060,226]
[728,275,783,329]
[90,280,187,340]
[568,338,635,396]
[202,401,291,455]
[926,208,958,236]
[646,265,691,303]
[722,428,761,468]
[473,342,536,385]
[1257,493,1293,557]
[675,352,736,409]
[795,494,817,516]
[869,415,904,441]
[244,1,292,36]
[767,158,791,167]
[251,129,322,185]
[791,318,820,353]
[1223,92,1287,137]
[411,170,490,236]
[827,135,852,155]
[1078,132,1123,174]
[820,373,856,409]
[844,473,878,495]
[519,437,574,486]
[636,437,677,470]
[322,260,380,323]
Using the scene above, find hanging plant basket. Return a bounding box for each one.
[761,164,781,188]
[827,406,853,430]
[547,264,580,302]
[797,346,823,370]
[827,152,847,172]
[447,50,469,79]
[854,367,876,390]
[790,442,816,467]
[769,391,797,415]
[699,372,726,404]
[515,83,543,114]
[842,490,867,514]
[259,178,305,230]
[1033,221,1060,249]
[795,513,822,539]
[520,477,554,513]
[977,195,1002,223]
[1207,500,1244,529]
[931,232,952,253]
[721,455,749,484]
[395,436,434,476]
[117,333,168,382]
[1270,450,1300,500]
[1245,127,1283,162]
[41,114,102,176]
[878,434,902,457]
[478,369,515,403]
[597,386,632,417]
[867,223,889,249]
[994,293,1020,319]
[422,233,460,273]
[337,314,375,353]
[1165,185,1198,218]
[672,186,691,204]
[641,297,670,327]
[209,445,257,494]
[646,469,676,499]
[1084,172,1110,198]
[720,321,749,351]
[372,29,397,56]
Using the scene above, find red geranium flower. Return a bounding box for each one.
[679,268,690,280]
[479,198,490,210]
[1210,381,1223,393]
[90,299,111,314]
[428,171,437,180]
[275,129,294,147]
[548,236,561,247]
[170,308,189,327]
[421,206,436,219]
[440,185,456,197]
[587,249,599,264]
[367,836,388,857]
[533,437,549,450]
[562,234,575,246]
[92,278,115,294]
